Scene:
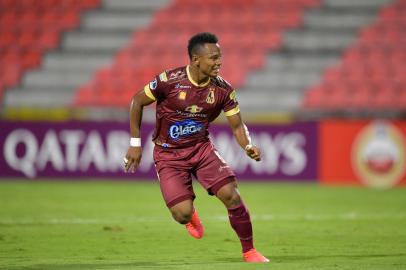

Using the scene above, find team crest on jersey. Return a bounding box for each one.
[178,91,187,100]
[185,105,203,113]
[206,88,215,104]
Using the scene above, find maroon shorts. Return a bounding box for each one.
[153,140,236,208]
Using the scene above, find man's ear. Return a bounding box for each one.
[192,55,200,66]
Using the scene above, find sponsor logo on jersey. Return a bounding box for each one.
[206,88,215,104]
[169,70,183,80]
[185,105,203,113]
[169,120,203,140]
[149,78,157,90]
[175,83,191,89]
[176,110,207,118]
[352,120,405,188]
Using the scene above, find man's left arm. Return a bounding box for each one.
[226,113,261,161]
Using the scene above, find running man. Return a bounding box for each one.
[124,32,269,263]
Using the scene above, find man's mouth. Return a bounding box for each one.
[212,67,220,73]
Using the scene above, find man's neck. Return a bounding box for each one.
[187,65,210,87]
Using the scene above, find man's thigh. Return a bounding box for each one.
[194,142,236,195]
[155,159,196,208]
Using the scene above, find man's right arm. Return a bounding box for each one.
[124,90,155,173]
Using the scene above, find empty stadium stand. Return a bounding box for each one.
[1,0,402,116]
[302,0,405,111]
[240,0,393,113]
[2,0,169,107]
[73,0,322,107]
[0,0,101,105]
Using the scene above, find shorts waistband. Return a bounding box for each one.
[154,139,209,149]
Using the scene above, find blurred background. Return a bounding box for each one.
[0,0,405,187]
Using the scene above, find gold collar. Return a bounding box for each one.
[186,65,211,87]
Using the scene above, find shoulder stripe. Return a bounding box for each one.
[144,85,156,101]
[224,106,240,117]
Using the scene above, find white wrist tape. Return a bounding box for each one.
[245,144,253,151]
[130,137,141,147]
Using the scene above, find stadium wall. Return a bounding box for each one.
[0,120,405,188]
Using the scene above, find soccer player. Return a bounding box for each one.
[124,32,269,263]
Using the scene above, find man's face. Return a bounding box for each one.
[194,43,222,77]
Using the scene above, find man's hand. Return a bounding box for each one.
[124,146,142,173]
[245,145,261,161]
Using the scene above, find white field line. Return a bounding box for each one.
[0,213,406,225]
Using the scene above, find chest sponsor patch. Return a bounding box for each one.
[169,119,203,140]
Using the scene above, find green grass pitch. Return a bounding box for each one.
[0,180,405,270]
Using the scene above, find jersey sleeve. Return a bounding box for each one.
[223,88,240,117]
[143,71,169,101]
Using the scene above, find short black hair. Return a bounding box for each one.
[187,32,218,60]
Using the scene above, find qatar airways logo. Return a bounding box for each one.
[169,120,203,140]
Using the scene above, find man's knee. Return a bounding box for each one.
[217,183,242,208]
[224,192,242,207]
[169,200,193,224]
[171,209,192,224]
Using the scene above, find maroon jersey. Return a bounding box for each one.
[144,66,239,148]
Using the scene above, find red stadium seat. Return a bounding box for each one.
[0,64,21,88]
[17,31,37,49]
[37,30,60,50]
[0,31,15,48]
[74,85,94,106]
[21,50,42,70]
[395,87,406,109]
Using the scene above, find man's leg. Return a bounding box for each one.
[158,178,204,239]
[215,180,269,263]
[169,199,204,239]
[154,159,203,239]
[215,181,253,252]
[153,145,204,239]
